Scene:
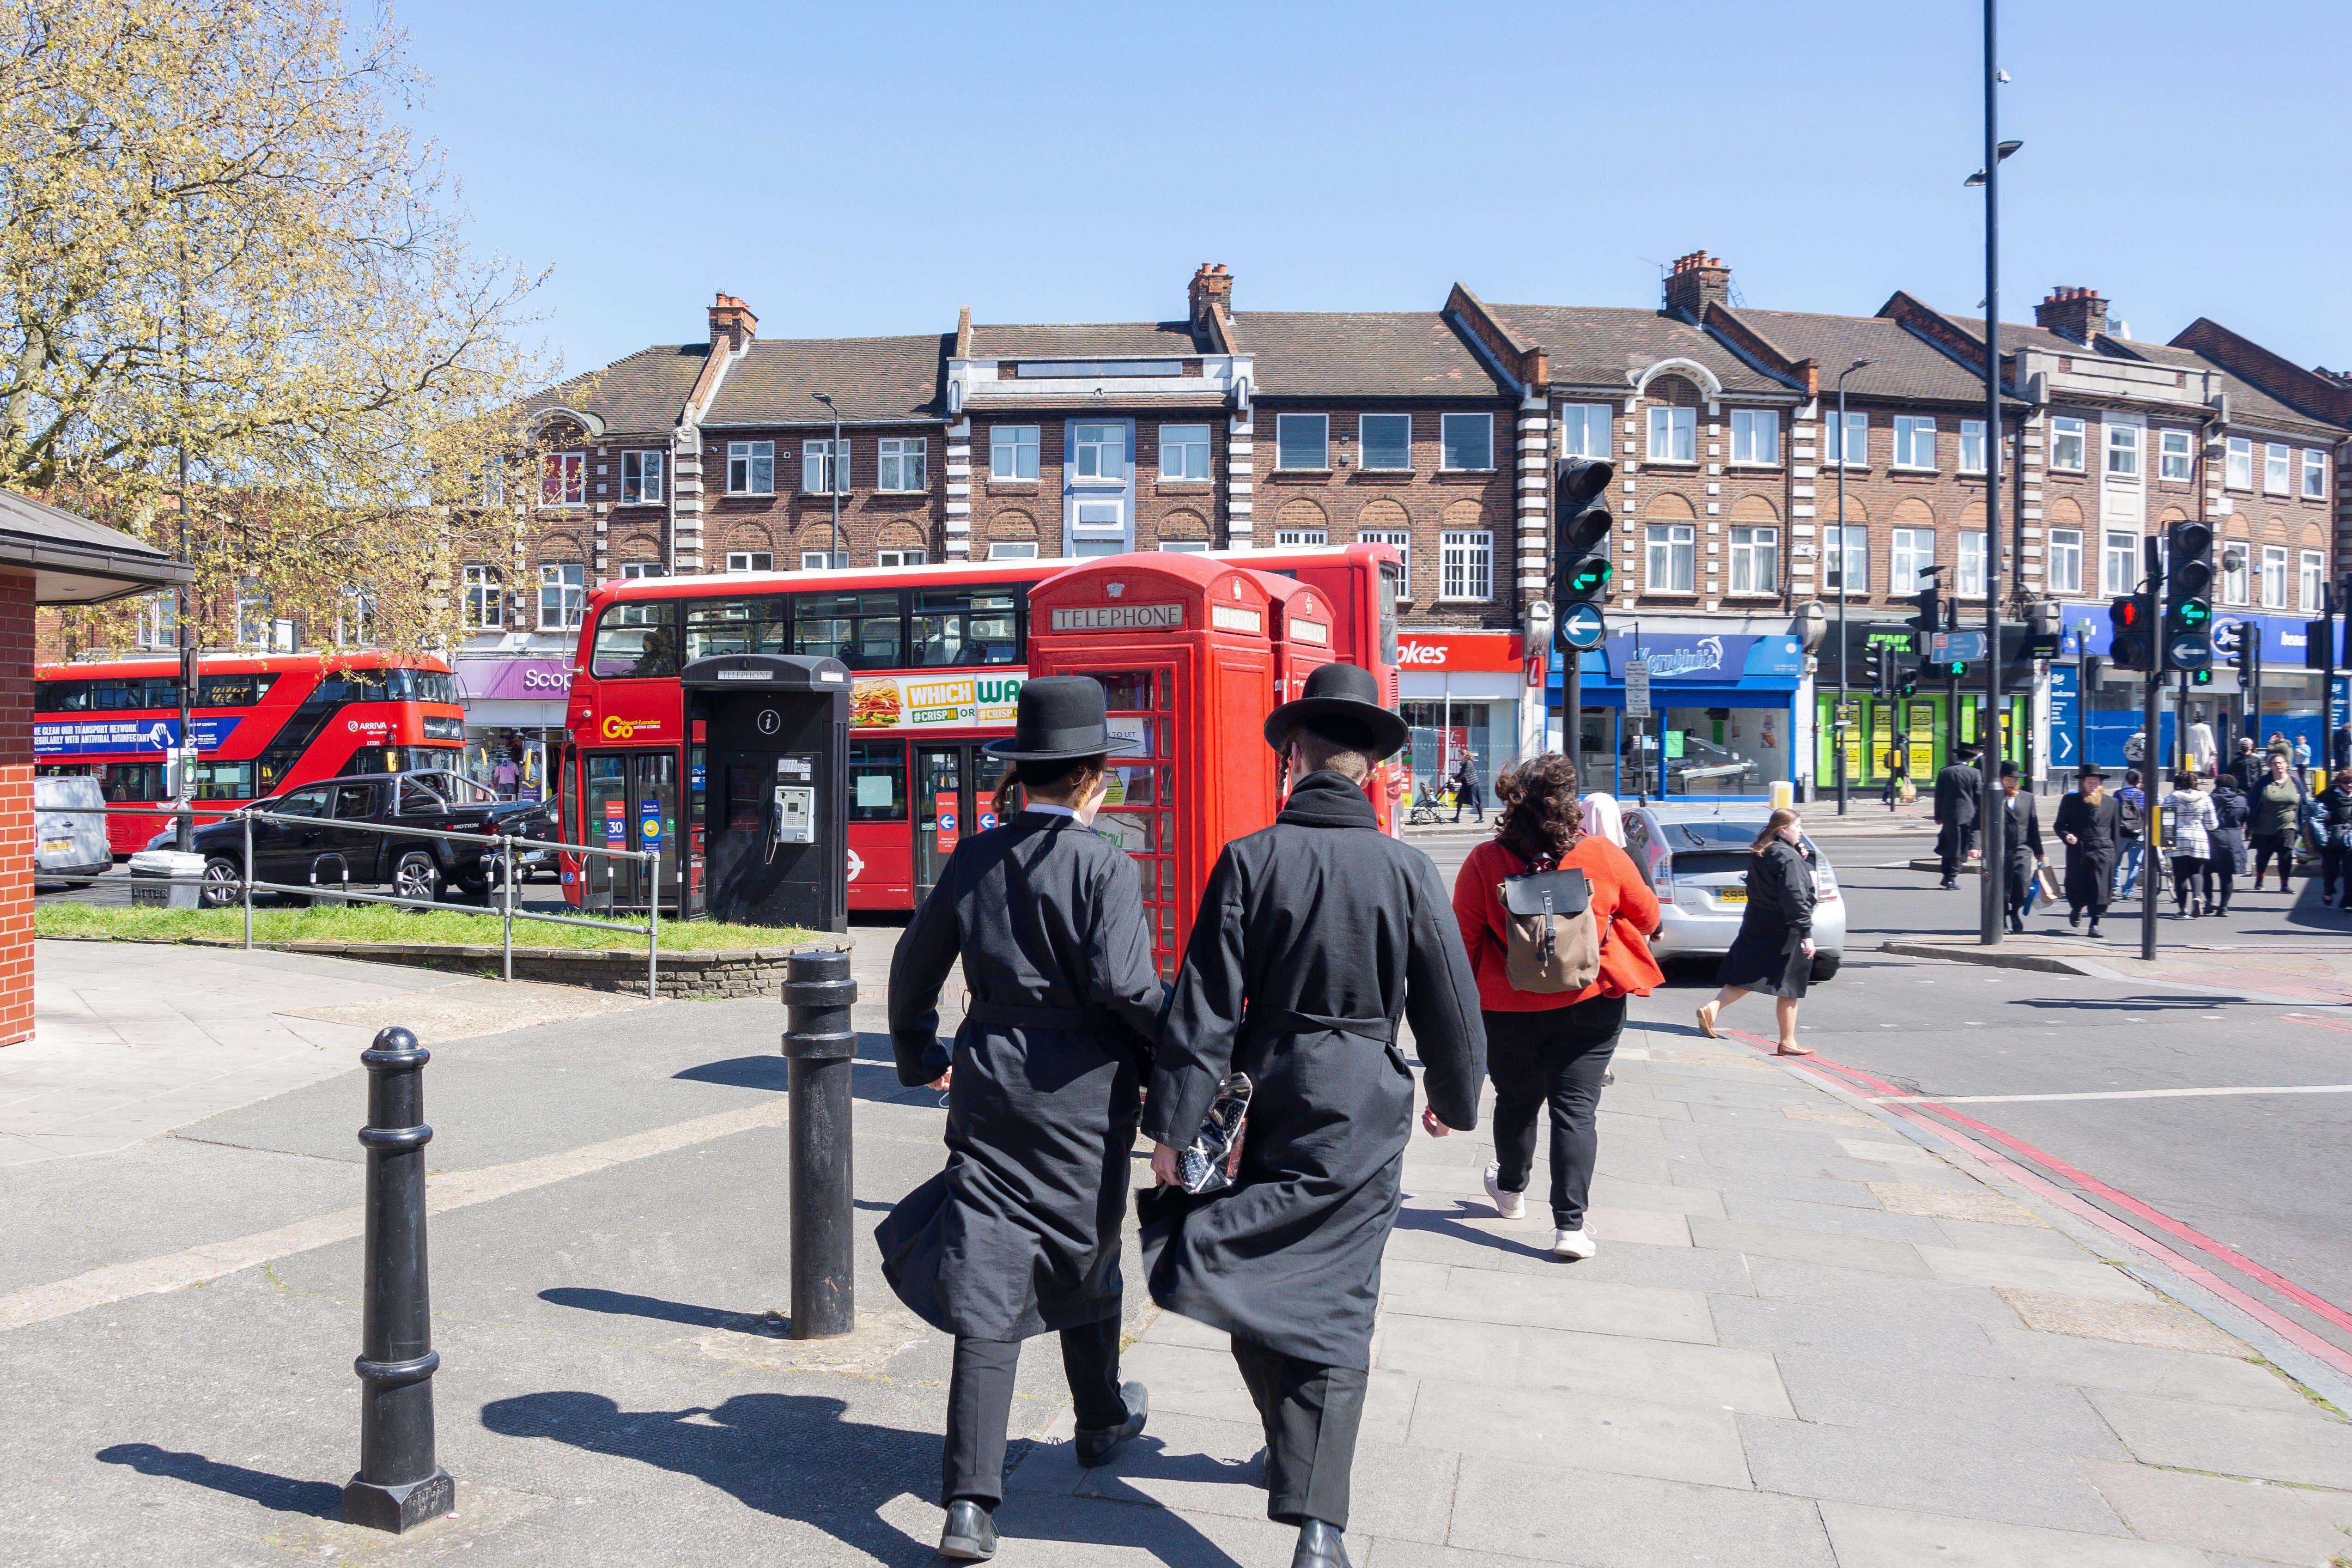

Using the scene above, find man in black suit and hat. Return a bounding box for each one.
[879,676,1166,1562]
[1140,661,1485,1568]
[1933,742,1982,889]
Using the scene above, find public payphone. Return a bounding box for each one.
[683,652,851,931]
[1025,553,1295,977]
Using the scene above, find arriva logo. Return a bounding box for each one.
[1397,640,1449,667]
[601,715,658,739]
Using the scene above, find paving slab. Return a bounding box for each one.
[1770,1349,2129,1459]
[1739,1407,2135,1532]
[1445,1454,1836,1568]
[1405,1378,1752,1489]
[2087,1390,2352,1489]
[1378,1263,1716,1344]
[1372,1313,1796,1419]
[1984,1326,2314,1413]
[2000,1290,2250,1355]
[1686,1215,1933,1276]
[1817,1498,2209,1568]
[1918,1245,2157,1303]
[2077,1455,2352,1564]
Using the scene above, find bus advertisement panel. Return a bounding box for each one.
[34,652,466,855]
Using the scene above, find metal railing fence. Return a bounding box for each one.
[36,802,663,994]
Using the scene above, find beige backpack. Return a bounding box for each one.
[1497,859,1603,994]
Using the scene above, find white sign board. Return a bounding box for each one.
[1624,661,1652,719]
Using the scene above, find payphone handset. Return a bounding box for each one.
[768,754,818,859]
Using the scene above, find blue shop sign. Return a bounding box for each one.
[2061,607,2311,662]
[1549,632,1805,689]
[34,716,242,757]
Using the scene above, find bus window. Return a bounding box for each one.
[590,601,680,679]
[685,596,788,661]
[849,741,907,821]
[794,591,904,669]
[912,588,1020,667]
[194,761,254,800]
[98,762,167,802]
[196,673,279,707]
[1377,561,1400,667]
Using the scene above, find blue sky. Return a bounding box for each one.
[395,0,2352,381]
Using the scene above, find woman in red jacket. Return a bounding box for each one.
[1452,754,1663,1260]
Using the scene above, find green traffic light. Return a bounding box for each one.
[2191,668,2214,686]
[2176,598,2211,627]
[1567,558,1612,595]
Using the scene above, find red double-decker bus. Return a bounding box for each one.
[34,651,467,855]
[557,545,1400,914]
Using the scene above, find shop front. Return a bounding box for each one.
[1811,619,2030,791]
[1396,629,1526,808]
[451,647,574,803]
[1548,628,1805,800]
[2055,605,2348,772]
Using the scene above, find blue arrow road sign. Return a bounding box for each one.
[1559,603,1607,650]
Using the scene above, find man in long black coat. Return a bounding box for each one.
[880,677,1167,1562]
[1933,743,1982,889]
[2053,762,2121,936]
[1140,661,1484,1568]
[1998,760,2044,933]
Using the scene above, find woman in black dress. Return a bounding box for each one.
[1695,807,1817,1057]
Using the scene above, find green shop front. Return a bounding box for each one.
[1547,631,1805,800]
[1813,623,2027,790]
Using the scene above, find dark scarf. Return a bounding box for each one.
[1278,770,1380,829]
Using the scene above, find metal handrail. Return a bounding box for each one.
[42,800,669,997]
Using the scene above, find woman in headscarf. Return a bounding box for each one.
[1579,788,1625,847]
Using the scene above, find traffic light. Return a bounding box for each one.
[1897,669,1920,699]
[2216,620,2259,675]
[2109,596,2154,671]
[2304,606,2340,670]
[1862,644,1890,696]
[1551,457,1616,631]
[1908,582,1941,644]
[2162,518,2213,672]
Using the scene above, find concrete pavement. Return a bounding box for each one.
[5,928,2350,1566]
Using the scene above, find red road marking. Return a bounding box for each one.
[1714,1025,2352,1379]
[2288,1013,2352,1035]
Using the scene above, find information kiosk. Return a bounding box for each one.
[681,652,851,931]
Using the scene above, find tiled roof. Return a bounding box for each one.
[1483,304,1786,396]
[1728,309,2001,405]
[701,334,951,425]
[966,321,1205,359]
[1233,311,1512,399]
[528,343,707,435]
[2103,339,2341,434]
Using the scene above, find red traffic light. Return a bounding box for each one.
[2113,599,2142,627]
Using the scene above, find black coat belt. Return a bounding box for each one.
[1245,1009,1397,1043]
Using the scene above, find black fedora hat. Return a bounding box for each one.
[2076,761,2108,779]
[1264,661,1409,760]
[984,676,1113,762]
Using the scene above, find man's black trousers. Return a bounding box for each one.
[1231,1336,1368,1531]
[943,1318,1126,1508]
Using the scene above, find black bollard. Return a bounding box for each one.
[779,949,856,1339]
[341,1027,455,1533]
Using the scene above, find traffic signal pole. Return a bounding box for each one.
[1976,0,2006,947]
[2142,538,2161,963]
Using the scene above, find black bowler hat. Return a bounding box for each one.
[1264,661,1409,760]
[984,676,1114,762]
[1999,760,2020,779]
[2076,762,2108,780]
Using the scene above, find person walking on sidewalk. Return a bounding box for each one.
[2250,749,2307,893]
[1141,661,1484,1568]
[1450,750,1485,824]
[2208,771,2248,916]
[2054,764,2121,937]
[878,677,1165,1563]
[2164,769,2217,919]
[2114,768,2149,899]
[1453,754,1662,1261]
[2229,736,2265,801]
[1998,761,2044,934]
[2317,770,2352,906]
[1696,808,1818,1057]
[1933,744,1981,889]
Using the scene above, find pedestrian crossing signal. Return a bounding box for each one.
[2109,596,2154,671]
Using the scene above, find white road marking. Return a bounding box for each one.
[1874,1084,2352,1106]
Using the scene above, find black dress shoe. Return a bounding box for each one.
[1076,1381,1149,1467]
[1293,1519,1352,1568]
[1939,879,1959,891]
[939,1499,997,1561]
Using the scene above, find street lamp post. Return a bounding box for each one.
[1964,5,2020,947]
[1833,358,1873,817]
[811,392,841,567]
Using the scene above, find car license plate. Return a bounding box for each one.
[40,839,71,857]
[1714,887,1747,904]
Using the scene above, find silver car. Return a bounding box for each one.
[1619,803,1847,983]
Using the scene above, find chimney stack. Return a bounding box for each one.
[1794,358,1821,401]
[709,292,758,355]
[2033,286,2109,344]
[1188,262,1233,329]
[1662,250,1731,320]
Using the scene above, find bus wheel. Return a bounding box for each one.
[201,857,243,908]
[393,851,440,908]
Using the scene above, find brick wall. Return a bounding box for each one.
[0,571,36,1044]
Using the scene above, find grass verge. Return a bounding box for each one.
[36,901,811,952]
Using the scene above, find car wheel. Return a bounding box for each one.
[392,851,440,907]
[201,857,243,908]
[1810,954,1842,984]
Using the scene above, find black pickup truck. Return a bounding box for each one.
[185,769,556,907]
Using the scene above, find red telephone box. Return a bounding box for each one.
[1027,553,1291,977]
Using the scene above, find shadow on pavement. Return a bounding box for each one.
[480,1390,1247,1565]
[539,1287,777,1333]
[95,1442,341,1518]
[2014,993,2266,1011]
[674,1039,941,1107]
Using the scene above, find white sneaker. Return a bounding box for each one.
[1552,1228,1597,1260]
[1483,1162,1526,1220]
